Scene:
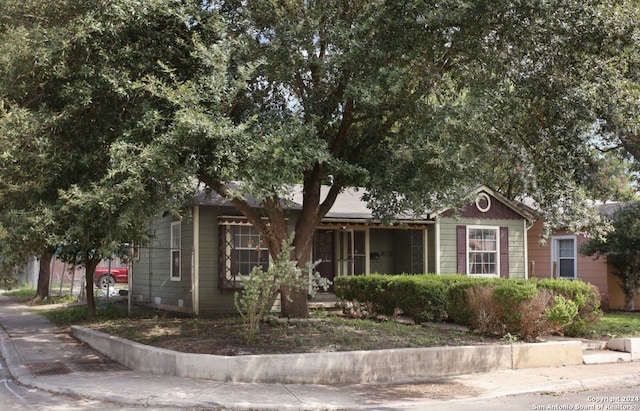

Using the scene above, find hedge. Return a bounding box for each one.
[333,274,602,338]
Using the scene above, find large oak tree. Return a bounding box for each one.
[143,1,639,316]
[2,1,637,319]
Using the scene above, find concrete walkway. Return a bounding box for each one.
[0,295,639,410]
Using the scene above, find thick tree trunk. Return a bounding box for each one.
[200,170,341,318]
[280,286,309,318]
[84,257,101,320]
[33,251,54,301]
[280,238,316,318]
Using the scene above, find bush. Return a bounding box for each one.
[534,278,602,336]
[393,276,449,322]
[544,294,579,331]
[517,289,577,341]
[492,280,537,333]
[234,238,327,344]
[335,274,601,340]
[335,274,450,322]
[334,273,387,317]
[446,276,496,324]
[465,285,579,341]
[466,285,503,334]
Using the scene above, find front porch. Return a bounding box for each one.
[312,225,435,288]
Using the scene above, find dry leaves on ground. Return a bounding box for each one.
[85,314,506,356]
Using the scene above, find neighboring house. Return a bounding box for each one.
[527,202,640,310]
[130,185,534,316]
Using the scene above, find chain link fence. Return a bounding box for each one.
[48,255,129,300]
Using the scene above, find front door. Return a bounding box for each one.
[334,229,366,276]
[313,231,335,290]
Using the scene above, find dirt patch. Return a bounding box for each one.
[83,314,505,356]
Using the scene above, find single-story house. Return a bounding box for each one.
[130,185,534,315]
[527,202,640,309]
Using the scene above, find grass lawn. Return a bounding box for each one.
[587,310,640,340]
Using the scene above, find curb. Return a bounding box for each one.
[71,325,583,384]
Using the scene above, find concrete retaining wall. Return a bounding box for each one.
[607,338,640,360]
[71,326,582,384]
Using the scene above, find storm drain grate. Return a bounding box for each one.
[26,362,73,377]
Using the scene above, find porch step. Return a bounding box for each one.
[308,300,344,316]
[537,336,606,351]
[583,340,607,351]
[583,349,632,364]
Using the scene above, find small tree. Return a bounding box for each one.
[234,237,328,344]
[581,203,640,310]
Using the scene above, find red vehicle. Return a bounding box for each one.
[93,266,129,289]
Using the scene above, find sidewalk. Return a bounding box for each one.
[0,295,639,410]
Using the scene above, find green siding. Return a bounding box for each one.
[369,228,430,274]
[131,213,194,310]
[196,207,299,316]
[438,217,526,278]
[197,206,236,315]
[369,229,394,273]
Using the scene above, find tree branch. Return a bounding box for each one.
[330,97,354,154]
[199,176,280,253]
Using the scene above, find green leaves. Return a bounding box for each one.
[581,203,640,309]
[0,0,203,268]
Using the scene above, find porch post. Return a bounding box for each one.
[192,205,200,315]
[423,228,428,274]
[435,217,441,274]
[365,228,370,275]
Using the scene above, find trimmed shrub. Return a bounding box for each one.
[446,276,496,325]
[335,274,450,322]
[393,275,449,322]
[492,280,537,333]
[335,274,601,339]
[534,278,602,336]
[334,274,388,317]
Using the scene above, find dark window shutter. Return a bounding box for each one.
[456,226,467,274]
[500,227,509,278]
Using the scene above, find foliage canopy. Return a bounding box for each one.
[1,1,639,317]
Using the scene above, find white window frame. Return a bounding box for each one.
[219,221,270,289]
[551,235,577,279]
[467,226,500,277]
[232,224,269,280]
[170,221,181,281]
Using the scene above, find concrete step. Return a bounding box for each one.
[537,336,606,351]
[582,349,632,364]
[582,340,607,351]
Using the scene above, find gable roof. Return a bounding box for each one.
[194,183,531,223]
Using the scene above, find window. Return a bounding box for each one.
[170,222,181,280]
[468,227,499,275]
[219,222,269,290]
[552,236,576,279]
